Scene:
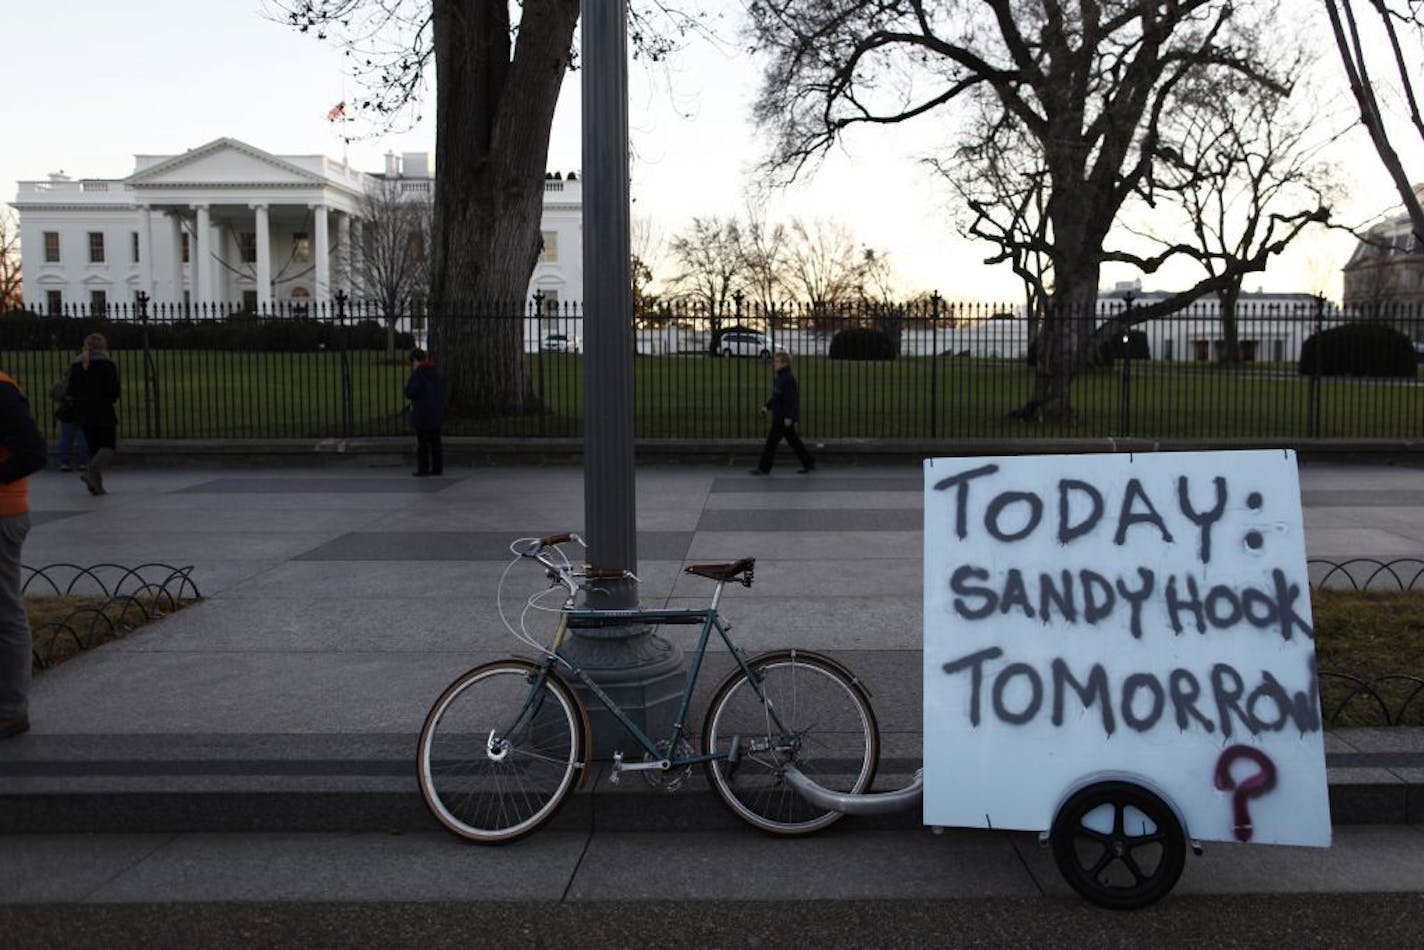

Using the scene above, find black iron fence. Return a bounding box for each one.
[2,296,1421,442]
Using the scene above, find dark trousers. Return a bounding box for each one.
[757,419,814,472]
[415,428,443,475]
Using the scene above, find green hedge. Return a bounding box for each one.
[0,313,412,353]
[829,327,897,360]
[1299,322,1416,378]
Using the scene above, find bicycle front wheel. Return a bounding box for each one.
[703,650,879,835]
[417,659,586,843]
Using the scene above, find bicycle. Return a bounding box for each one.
[416,532,880,843]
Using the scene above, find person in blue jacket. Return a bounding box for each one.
[405,348,446,476]
[751,351,815,475]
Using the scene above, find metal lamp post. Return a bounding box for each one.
[558,0,684,755]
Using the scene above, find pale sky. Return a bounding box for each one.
[4,0,1418,303]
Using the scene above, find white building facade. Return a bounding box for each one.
[11,138,583,314]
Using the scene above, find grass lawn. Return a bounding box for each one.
[1314,590,1424,727]
[28,593,197,669]
[4,347,1419,440]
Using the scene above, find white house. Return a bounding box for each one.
[1097,283,1337,363]
[11,137,583,314]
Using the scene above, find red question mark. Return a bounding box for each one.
[1214,745,1278,842]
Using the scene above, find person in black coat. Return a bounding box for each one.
[405,348,446,476]
[751,351,815,475]
[67,333,119,496]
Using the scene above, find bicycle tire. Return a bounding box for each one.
[417,659,586,843]
[1050,781,1187,910]
[702,650,879,835]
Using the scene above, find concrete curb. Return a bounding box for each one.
[1,741,1417,834]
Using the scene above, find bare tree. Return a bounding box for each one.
[274,1,701,417]
[736,202,789,323]
[747,0,1296,423]
[857,247,897,305]
[1135,68,1337,363]
[667,215,745,327]
[357,175,434,356]
[0,210,20,312]
[631,214,663,324]
[1323,0,1424,247]
[781,217,866,318]
[930,102,1053,330]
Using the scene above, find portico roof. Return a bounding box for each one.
[125,138,365,211]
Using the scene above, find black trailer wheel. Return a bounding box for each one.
[1050,781,1187,910]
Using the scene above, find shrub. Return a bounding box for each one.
[0,313,413,353]
[1299,322,1416,378]
[829,326,897,361]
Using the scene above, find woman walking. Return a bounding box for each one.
[67,333,119,496]
[750,351,815,475]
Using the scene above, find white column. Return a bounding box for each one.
[350,217,365,300]
[194,204,212,306]
[136,206,154,300]
[213,224,229,305]
[336,211,352,298]
[312,203,330,303]
[252,203,272,312]
[168,212,184,307]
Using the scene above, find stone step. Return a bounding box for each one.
[1,733,1418,833]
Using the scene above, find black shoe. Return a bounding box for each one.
[0,714,29,740]
[797,467,815,474]
[748,468,768,476]
[412,471,430,477]
[59,463,73,472]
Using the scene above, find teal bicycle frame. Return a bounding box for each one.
[499,591,794,774]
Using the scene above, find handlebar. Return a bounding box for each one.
[511,533,636,588]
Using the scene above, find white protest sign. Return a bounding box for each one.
[922,450,1330,847]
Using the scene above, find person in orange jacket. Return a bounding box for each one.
[0,369,48,740]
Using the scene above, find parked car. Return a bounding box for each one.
[542,333,578,353]
[718,330,771,359]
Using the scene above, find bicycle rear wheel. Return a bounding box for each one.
[703,650,879,835]
[418,659,585,843]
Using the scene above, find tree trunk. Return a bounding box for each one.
[1016,278,1099,425]
[1217,282,1243,366]
[427,0,580,418]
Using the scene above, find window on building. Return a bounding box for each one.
[88,232,105,263]
[407,231,425,264]
[181,232,190,264]
[293,232,311,263]
[45,290,62,314]
[242,290,259,312]
[541,290,560,314]
[132,231,140,263]
[239,232,257,264]
[541,231,557,263]
[90,290,107,315]
[43,232,60,263]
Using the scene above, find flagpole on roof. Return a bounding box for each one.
[326,94,349,166]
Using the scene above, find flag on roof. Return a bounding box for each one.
[326,101,347,122]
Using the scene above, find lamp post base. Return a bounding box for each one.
[557,624,687,759]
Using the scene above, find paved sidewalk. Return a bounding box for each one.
[1,455,1422,904]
